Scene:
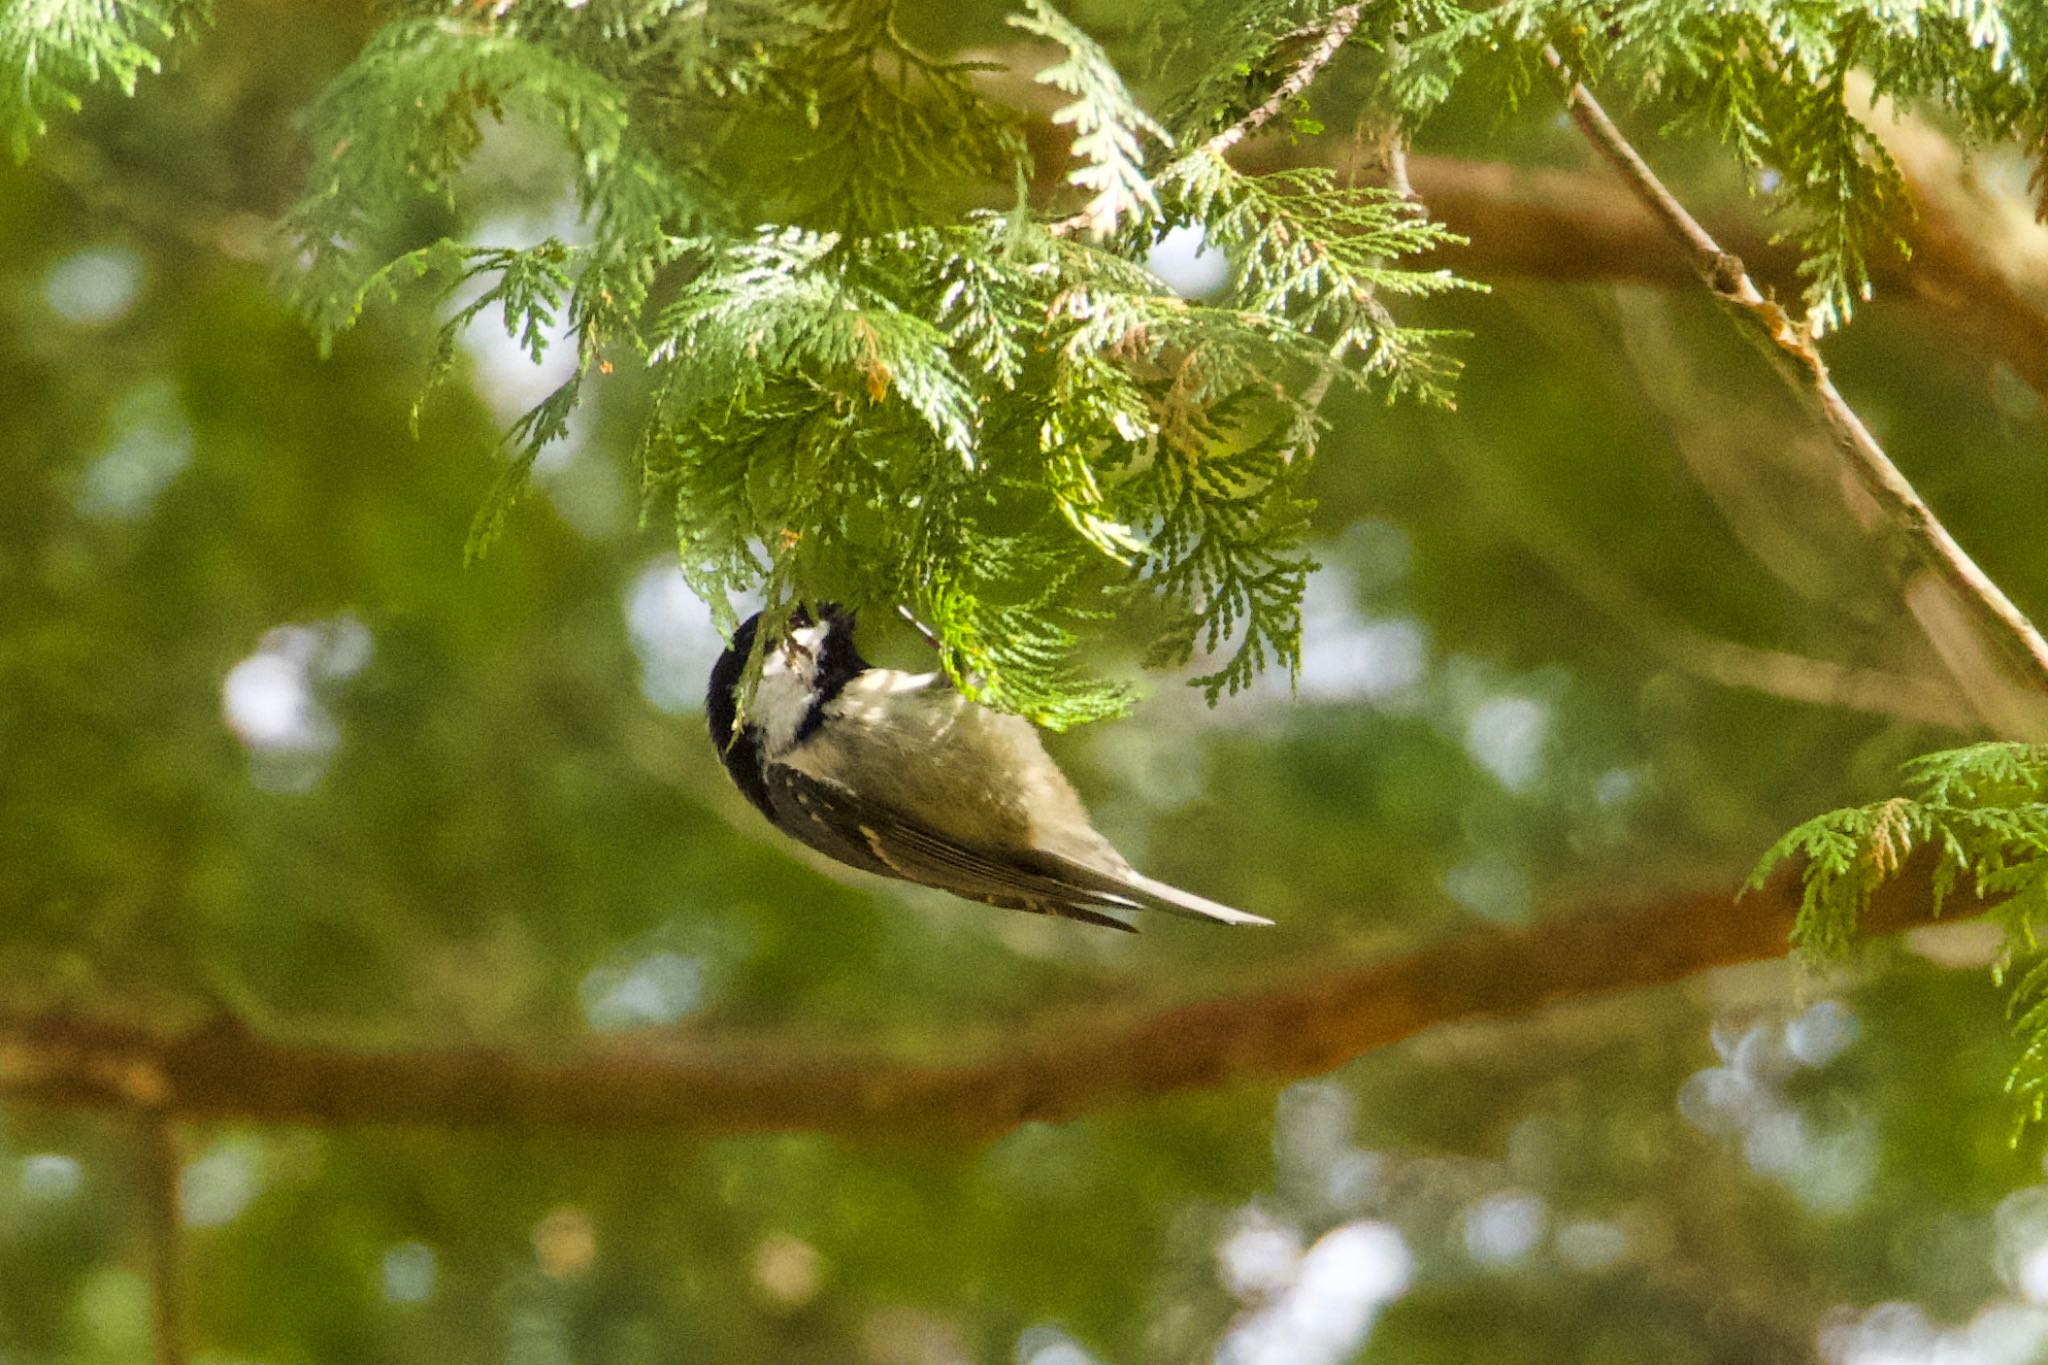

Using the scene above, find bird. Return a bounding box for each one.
[705,606,1272,931]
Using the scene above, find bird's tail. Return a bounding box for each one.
[1118,871,1273,927]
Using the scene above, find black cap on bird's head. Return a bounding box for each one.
[791,604,870,709]
[705,605,868,816]
[704,612,771,818]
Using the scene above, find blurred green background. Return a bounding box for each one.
[6,3,2048,1363]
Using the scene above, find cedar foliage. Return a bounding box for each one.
[1752,744,2048,1131]
[18,0,2041,719]
[16,0,2048,1109]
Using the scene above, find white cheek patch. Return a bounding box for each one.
[752,652,818,756]
[787,622,830,658]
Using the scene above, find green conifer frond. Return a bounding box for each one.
[1135,409,1320,701]
[466,374,584,566]
[283,17,643,341]
[650,228,978,464]
[45,0,2036,726]
[269,0,1474,726]
[1387,0,2033,333]
[1751,744,2048,1131]
[0,0,209,159]
[1010,0,1175,238]
[1159,150,1477,400]
[768,0,1027,235]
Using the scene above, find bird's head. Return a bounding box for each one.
[766,603,866,696]
[706,604,868,752]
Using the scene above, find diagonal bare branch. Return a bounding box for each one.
[1542,46,2048,738]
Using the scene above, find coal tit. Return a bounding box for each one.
[706,607,1271,931]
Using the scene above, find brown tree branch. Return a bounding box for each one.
[1882,152,2048,404]
[1220,136,2048,403]
[0,870,1949,1143]
[1542,47,2048,736]
[1395,155,1788,288]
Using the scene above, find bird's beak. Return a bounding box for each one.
[778,622,819,671]
[780,620,828,667]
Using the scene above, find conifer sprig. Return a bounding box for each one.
[1011,0,1175,238]
[19,0,2041,719]
[0,0,210,159]
[1387,0,2030,332]
[1751,745,2048,1131]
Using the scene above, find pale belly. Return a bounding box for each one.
[785,673,1122,867]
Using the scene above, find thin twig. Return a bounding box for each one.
[138,1115,188,1365]
[896,604,943,650]
[1046,5,1369,237]
[0,868,1949,1142]
[1204,5,1368,157]
[1542,45,2048,733]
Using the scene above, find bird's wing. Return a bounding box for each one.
[755,763,897,879]
[760,762,1145,931]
